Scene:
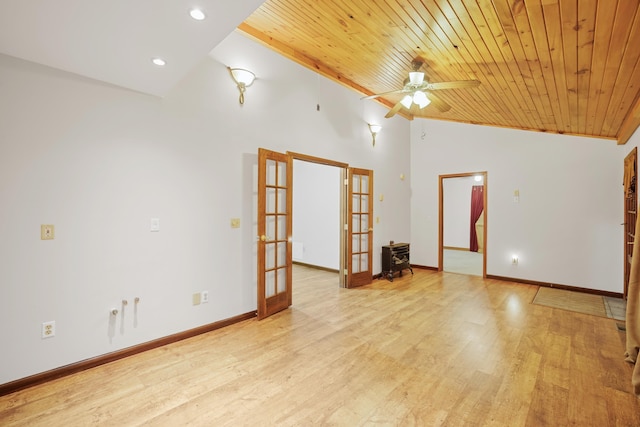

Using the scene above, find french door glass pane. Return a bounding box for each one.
[360,214,369,231]
[352,195,361,213]
[352,234,360,252]
[266,270,276,297]
[266,242,275,269]
[266,188,276,213]
[277,242,287,268]
[352,254,361,273]
[352,175,360,193]
[360,255,368,271]
[277,161,287,187]
[352,214,361,232]
[277,215,286,240]
[277,189,287,213]
[277,267,287,293]
[267,160,277,186]
[360,195,369,212]
[360,233,368,251]
[360,175,369,192]
[266,216,276,241]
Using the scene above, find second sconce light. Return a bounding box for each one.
[368,123,382,146]
[228,67,256,105]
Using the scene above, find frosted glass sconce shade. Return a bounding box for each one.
[228,67,256,104]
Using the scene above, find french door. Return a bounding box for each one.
[257,148,292,319]
[346,168,374,288]
[624,148,637,299]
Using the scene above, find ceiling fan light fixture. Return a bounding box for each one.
[409,71,424,85]
[413,91,430,109]
[400,95,413,109]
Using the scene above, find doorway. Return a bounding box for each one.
[438,172,487,277]
[256,149,375,319]
[292,159,342,273]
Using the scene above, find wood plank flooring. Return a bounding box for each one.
[1,266,640,426]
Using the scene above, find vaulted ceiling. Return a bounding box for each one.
[1,1,639,144]
[240,0,640,144]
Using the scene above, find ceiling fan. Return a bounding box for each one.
[362,59,481,118]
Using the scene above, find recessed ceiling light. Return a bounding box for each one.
[190,9,206,20]
[152,57,166,66]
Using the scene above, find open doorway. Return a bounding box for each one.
[256,149,375,319]
[438,172,487,277]
[287,152,352,290]
[292,159,342,274]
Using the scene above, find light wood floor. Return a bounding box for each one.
[2,266,640,426]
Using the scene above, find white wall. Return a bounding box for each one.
[0,30,411,385]
[292,160,341,269]
[410,119,623,292]
[443,176,476,248]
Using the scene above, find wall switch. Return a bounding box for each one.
[201,291,209,303]
[42,321,55,338]
[150,218,160,232]
[230,218,241,228]
[41,225,55,240]
[192,292,201,305]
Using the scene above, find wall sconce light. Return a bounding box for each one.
[368,124,382,146]
[512,255,519,265]
[227,67,256,104]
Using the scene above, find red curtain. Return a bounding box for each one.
[469,185,484,252]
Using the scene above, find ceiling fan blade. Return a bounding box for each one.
[361,89,408,100]
[425,91,451,113]
[427,80,481,90]
[384,101,404,118]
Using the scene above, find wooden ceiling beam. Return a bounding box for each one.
[617,94,640,145]
[237,23,411,120]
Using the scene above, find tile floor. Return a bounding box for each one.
[443,249,483,276]
[603,296,627,321]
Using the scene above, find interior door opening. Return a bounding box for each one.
[292,158,343,283]
[258,149,375,320]
[439,172,487,278]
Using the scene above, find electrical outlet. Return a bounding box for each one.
[201,291,209,303]
[192,292,201,305]
[42,321,55,338]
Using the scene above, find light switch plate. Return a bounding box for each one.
[41,225,55,240]
[230,218,241,228]
[150,218,160,232]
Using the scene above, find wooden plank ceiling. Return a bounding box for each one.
[240,0,640,144]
